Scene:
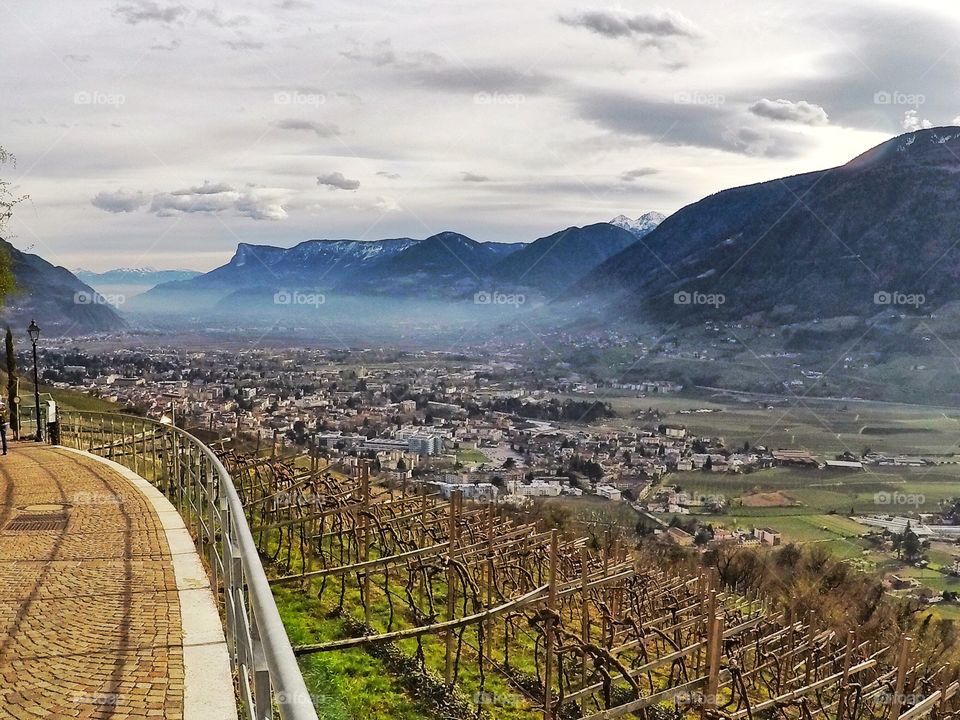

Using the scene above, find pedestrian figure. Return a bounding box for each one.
[0,412,8,455]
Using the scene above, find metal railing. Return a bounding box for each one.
[59,411,318,720]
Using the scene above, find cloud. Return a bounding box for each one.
[195,8,250,28]
[749,98,828,126]
[341,40,552,95]
[559,8,701,45]
[317,172,360,190]
[404,64,553,94]
[123,181,290,220]
[461,172,489,182]
[151,38,182,51]
[224,38,265,51]
[577,92,809,157]
[376,171,400,179]
[759,6,960,132]
[64,53,91,63]
[340,39,399,67]
[275,119,340,137]
[171,181,234,195]
[91,189,149,213]
[902,110,933,132]
[113,0,188,25]
[375,196,401,212]
[620,167,658,181]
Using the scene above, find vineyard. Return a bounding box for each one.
[217,449,960,720]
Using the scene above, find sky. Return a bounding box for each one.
[3,0,960,272]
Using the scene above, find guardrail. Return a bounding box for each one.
[59,411,319,720]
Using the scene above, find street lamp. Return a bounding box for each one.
[27,320,41,442]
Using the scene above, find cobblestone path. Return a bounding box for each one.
[0,443,185,719]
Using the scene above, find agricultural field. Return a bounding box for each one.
[586,389,960,460]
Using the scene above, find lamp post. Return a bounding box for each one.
[27,320,41,442]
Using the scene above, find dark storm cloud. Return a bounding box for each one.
[461,172,489,182]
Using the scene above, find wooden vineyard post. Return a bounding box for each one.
[543,529,559,720]
[580,545,590,713]
[837,630,855,720]
[445,490,461,686]
[703,613,725,719]
[602,531,610,646]
[485,501,494,655]
[779,604,794,695]
[361,463,371,626]
[889,636,912,720]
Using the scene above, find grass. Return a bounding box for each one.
[47,386,118,412]
[455,447,491,466]
[275,587,427,720]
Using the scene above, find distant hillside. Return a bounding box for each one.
[0,239,125,335]
[131,223,638,310]
[579,127,960,325]
[495,223,639,292]
[75,267,200,296]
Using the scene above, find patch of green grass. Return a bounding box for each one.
[455,447,491,466]
[274,586,427,720]
[48,387,118,412]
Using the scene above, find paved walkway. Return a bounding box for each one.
[0,443,235,719]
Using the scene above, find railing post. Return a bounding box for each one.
[207,457,219,597]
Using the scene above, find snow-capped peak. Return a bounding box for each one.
[609,211,665,239]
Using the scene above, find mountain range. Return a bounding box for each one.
[20,127,960,341]
[578,127,960,326]
[75,267,201,289]
[132,216,660,311]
